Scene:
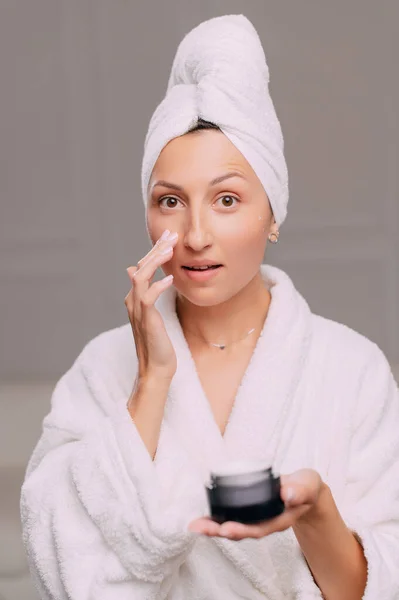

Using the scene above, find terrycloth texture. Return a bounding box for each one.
[141,15,289,226]
[20,265,399,599]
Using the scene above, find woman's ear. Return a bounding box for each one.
[269,216,279,237]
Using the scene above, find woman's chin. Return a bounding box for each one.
[174,282,228,308]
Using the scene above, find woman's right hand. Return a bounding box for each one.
[125,229,179,383]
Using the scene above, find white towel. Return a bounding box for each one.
[141,14,289,226]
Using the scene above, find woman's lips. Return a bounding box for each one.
[181,265,223,282]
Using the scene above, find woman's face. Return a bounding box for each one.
[146,129,278,307]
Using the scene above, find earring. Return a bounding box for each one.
[268,232,279,244]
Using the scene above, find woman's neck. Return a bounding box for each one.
[176,271,271,348]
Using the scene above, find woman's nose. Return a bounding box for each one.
[182,213,212,251]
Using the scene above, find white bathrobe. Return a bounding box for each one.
[20,265,399,599]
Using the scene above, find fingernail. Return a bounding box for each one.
[160,245,173,255]
[160,229,170,241]
[166,231,178,241]
[285,487,295,504]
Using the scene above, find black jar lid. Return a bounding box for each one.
[209,460,275,488]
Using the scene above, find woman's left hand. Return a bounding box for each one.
[188,469,324,540]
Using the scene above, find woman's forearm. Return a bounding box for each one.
[293,484,367,600]
[127,375,171,460]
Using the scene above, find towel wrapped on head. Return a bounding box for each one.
[141,14,289,226]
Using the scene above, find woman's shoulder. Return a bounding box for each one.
[306,315,398,427]
[311,313,375,350]
[74,323,136,382]
[81,322,133,356]
[309,312,391,376]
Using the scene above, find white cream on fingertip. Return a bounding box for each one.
[160,229,171,241]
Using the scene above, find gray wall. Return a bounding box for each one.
[1,0,398,381]
[0,3,398,598]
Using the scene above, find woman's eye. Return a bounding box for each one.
[217,195,238,208]
[157,195,238,209]
[158,196,179,208]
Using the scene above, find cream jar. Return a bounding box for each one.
[206,460,285,524]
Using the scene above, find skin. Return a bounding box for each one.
[137,128,367,599]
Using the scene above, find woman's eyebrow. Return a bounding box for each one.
[209,171,246,186]
[151,171,246,192]
[151,180,184,192]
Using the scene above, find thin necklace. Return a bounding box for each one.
[184,326,257,350]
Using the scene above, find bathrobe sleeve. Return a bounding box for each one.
[20,344,204,600]
[340,343,399,600]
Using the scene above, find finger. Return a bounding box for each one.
[131,246,174,307]
[126,266,138,283]
[124,267,137,310]
[219,521,263,540]
[133,236,178,291]
[281,469,321,507]
[189,518,221,536]
[254,504,311,537]
[124,286,133,311]
[136,238,164,267]
[281,468,321,488]
[281,471,310,506]
[141,274,174,308]
[227,503,311,540]
[202,522,222,536]
[137,231,178,269]
[125,259,156,316]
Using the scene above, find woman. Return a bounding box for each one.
[21,14,399,600]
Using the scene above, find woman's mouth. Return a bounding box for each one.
[181,264,223,281]
[182,265,221,271]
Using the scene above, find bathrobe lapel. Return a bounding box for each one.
[157,265,313,478]
[156,265,314,597]
[159,291,228,479]
[222,267,313,468]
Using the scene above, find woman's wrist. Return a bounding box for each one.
[292,482,367,600]
[129,373,171,408]
[127,373,171,460]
